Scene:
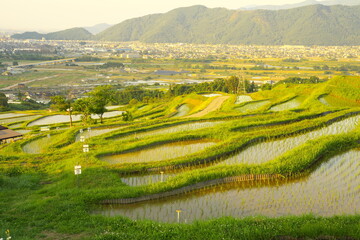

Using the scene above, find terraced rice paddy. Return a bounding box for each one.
[269,97,303,112]
[235,95,253,104]
[121,172,178,186]
[0,113,28,119]
[28,111,124,126]
[221,115,360,165]
[237,100,270,113]
[119,114,360,186]
[116,121,226,141]
[319,96,330,106]
[201,94,223,98]
[101,139,217,164]
[22,134,55,154]
[173,104,190,117]
[0,115,41,124]
[95,149,360,223]
[75,126,124,142]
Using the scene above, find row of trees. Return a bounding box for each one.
[49,76,263,125]
[167,77,257,96]
[51,85,115,125]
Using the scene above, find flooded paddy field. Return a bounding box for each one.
[75,126,124,142]
[115,120,226,141]
[28,111,124,126]
[172,104,191,117]
[269,97,304,112]
[100,139,217,164]
[236,100,270,113]
[0,115,41,124]
[22,134,56,154]
[119,114,360,186]
[94,149,360,223]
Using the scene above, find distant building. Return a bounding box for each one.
[0,125,23,144]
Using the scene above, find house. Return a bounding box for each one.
[0,125,23,144]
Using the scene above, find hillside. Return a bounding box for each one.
[12,27,93,40]
[241,0,360,10]
[95,4,360,45]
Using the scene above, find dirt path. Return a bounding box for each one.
[1,75,60,90]
[184,96,230,118]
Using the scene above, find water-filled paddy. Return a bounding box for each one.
[75,127,124,142]
[120,114,360,186]
[0,115,41,124]
[94,149,360,223]
[269,97,303,112]
[28,111,124,126]
[172,104,190,117]
[101,139,217,164]
[237,100,270,112]
[22,135,55,154]
[221,115,360,165]
[116,121,226,141]
[235,95,253,104]
[16,129,32,134]
[0,113,28,119]
[121,172,177,186]
[201,94,222,98]
[319,96,330,106]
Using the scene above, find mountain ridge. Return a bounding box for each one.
[12,4,360,45]
[12,27,93,40]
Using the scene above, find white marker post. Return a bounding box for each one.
[74,165,81,187]
[160,171,164,182]
[83,144,89,153]
[80,136,85,142]
[87,127,91,138]
[176,209,182,223]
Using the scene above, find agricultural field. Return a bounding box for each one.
[1,66,360,240]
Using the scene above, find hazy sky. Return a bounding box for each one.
[1,0,319,32]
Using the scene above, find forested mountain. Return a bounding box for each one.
[241,0,360,10]
[12,27,93,40]
[12,4,360,45]
[94,4,360,45]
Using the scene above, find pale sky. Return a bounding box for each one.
[1,0,319,32]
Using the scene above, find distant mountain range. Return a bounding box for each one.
[12,27,92,40]
[12,4,360,45]
[241,0,360,10]
[84,23,112,35]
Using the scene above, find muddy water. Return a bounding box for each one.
[101,140,217,164]
[94,149,360,223]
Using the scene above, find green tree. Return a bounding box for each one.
[0,93,9,112]
[50,95,73,126]
[87,85,115,123]
[224,76,239,94]
[121,111,133,121]
[73,98,93,125]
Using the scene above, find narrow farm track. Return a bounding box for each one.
[184,96,230,118]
